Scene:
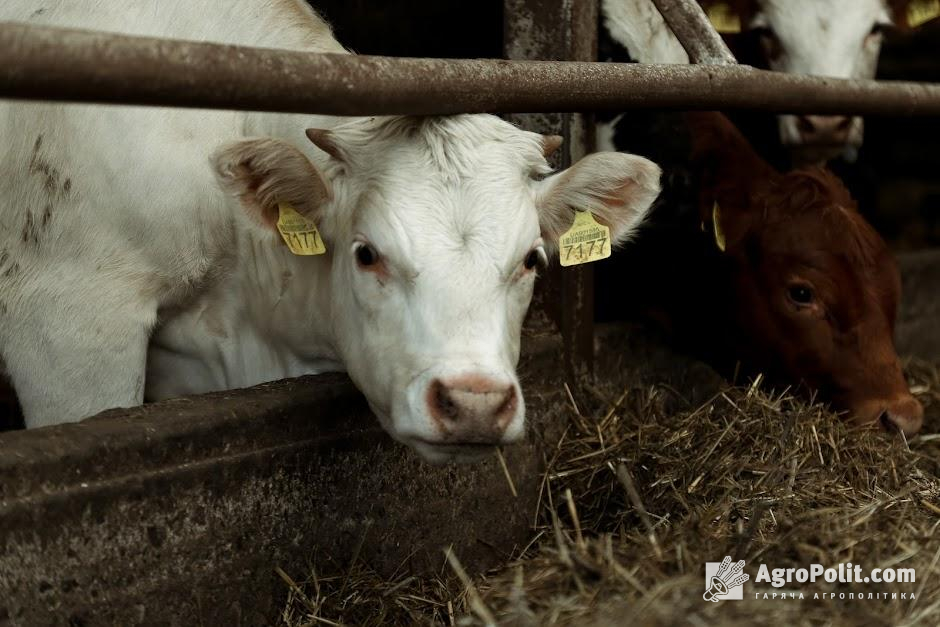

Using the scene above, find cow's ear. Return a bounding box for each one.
[704,193,754,254]
[686,112,776,252]
[536,152,661,249]
[212,138,331,230]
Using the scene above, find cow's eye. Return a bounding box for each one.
[788,284,815,306]
[751,26,782,60]
[752,26,776,41]
[869,23,890,37]
[523,247,547,271]
[355,243,379,268]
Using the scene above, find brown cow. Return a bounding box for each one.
[597,111,923,435]
[693,112,922,433]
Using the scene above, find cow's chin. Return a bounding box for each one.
[364,399,492,463]
[406,439,499,464]
[787,143,856,166]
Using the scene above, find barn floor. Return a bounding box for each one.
[278,352,940,626]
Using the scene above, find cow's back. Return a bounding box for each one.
[0,0,344,309]
[0,0,344,51]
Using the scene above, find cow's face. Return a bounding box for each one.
[737,0,893,163]
[725,171,921,435]
[214,115,661,462]
[708,173,921,435]
[690,112,923,436]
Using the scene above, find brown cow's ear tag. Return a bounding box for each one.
[908,0,940,27]
[276,202,327,256]
[712,202,727,252]
[706,2,741,33]
[559,211,611,267]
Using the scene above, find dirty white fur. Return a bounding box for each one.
[601,0,897,157]
[597,0,690,151]
[601,0,689,64]
[0,0,660,460]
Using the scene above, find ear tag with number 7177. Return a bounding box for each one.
[559,211,611,267]
[276,202,327,256]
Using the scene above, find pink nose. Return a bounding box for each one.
[426,376,518,442]
[855,394,925,437]
[796,115,853,145]
[879,395,925,437]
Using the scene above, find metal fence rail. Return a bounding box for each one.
[2,21,940,117]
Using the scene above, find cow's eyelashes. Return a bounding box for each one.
[354,242,380,268]
[787,284,815,307]
[523,247,547,271]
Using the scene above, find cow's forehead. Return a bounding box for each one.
[333,114,549,177]
[339,115,547,249]
[756,0,889,34]
[352,162,541,261]
[757,206,887,277]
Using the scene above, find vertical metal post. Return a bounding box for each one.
[650,0,737,65]
[504,0,598,381]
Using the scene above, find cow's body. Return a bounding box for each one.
[0,0,345,421]
[0,1,661,461]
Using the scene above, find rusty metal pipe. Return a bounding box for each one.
[2,21,940,117]
[650,0,737,65]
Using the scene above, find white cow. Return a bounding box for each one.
[603,0,917,163]
[0,0,662,461]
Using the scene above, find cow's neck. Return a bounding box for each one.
[229,222,340,367]
[148,220,341,399]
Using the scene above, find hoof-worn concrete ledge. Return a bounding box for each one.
[0,338,564,625]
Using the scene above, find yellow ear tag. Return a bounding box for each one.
[706,3,741,33]
[908,0,940,27]
[559,211,611,267]
[712,202,727,252]
[276,202,326,256]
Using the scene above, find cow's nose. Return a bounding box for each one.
[796,115,853,145]
[879,395,925,437]
[427,376,518,441]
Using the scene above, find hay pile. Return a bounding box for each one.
[280,358,940,626]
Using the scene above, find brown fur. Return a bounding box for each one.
[682,111,921,433]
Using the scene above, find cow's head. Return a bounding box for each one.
[690,112,923,435]
[214,115,661,461]
[706,0,907,164]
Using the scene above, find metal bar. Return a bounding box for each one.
[2,22,940,117]
[505,0,598,380]
[649,0,737,65]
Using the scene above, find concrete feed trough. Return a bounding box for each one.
[0,339,563,625]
